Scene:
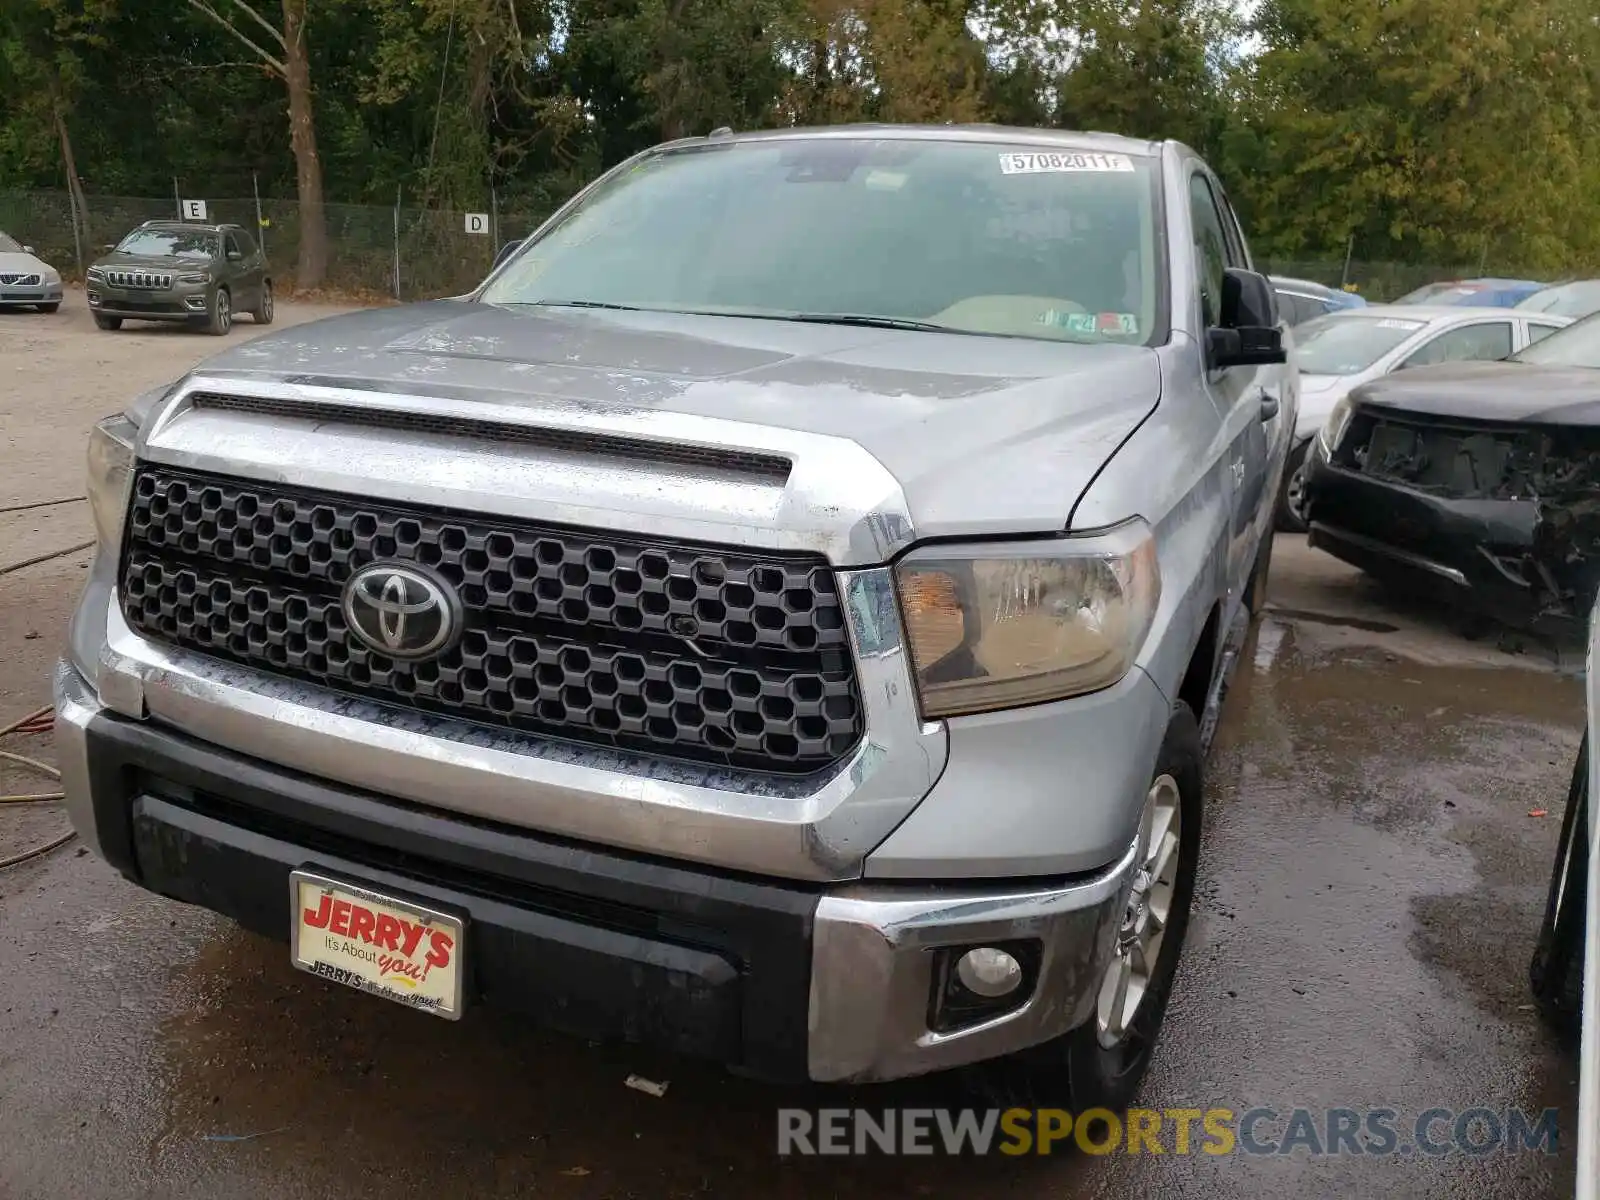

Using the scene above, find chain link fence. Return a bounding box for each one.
[0,190,554,300]
[0,189,1567,304]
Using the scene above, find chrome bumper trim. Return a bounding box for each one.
[808,837,1136,1082]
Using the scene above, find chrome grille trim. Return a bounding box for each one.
[106,270,173,289]
[0,273,41,286]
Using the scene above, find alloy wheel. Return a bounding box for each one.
[1096,773,1182,1048]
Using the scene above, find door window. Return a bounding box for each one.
[1188,174,1231,328]
[1401,322,1513,368]
[234,229,258,257]
[224,232,242,259]
[1527,321,1563,346]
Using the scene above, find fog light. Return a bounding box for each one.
[956,947,1022,998]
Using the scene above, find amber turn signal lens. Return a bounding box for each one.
[898,568,967,672]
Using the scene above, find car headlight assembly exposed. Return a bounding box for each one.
[177,272,212,285]
[1319,395,1354,456]
[895,520,1161,719]
[87,414,138,549]
[86,266,106,281]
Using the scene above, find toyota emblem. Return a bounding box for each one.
[340,563,461,660]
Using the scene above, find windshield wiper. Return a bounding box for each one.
[519,299,646,312]
[777,313,966,334]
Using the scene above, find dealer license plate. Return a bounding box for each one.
[289,870,466,1019]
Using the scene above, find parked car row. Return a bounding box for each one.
[0,219,273,334]
[1297,310,1600,632]
[1274,303,1573,530]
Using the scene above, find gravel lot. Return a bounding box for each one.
[0,291,1586,1199]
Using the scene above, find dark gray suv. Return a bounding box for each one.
[86,220,273,335]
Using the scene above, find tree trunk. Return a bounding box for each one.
[51,95,89,273]
[281,0,328,289]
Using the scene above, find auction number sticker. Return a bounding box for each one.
[1000,151,1135,174]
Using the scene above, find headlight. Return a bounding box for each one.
[86,266,105,281]
[177,272,211,285]
[1318,395,1355,455]
[87,414,137,549]
[894,520,1161,718]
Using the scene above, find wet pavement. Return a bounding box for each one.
[0,536,1586,1199]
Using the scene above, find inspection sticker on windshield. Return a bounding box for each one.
[1000,151,1135,175]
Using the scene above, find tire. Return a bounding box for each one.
[1245,526,1275,620]
[93,314,122,331]
[1275,441,1310,533]
[205,286,232,336]
[38,302,60,314]
[251,279,274,325]
[1531,736,1588,1038]
[964,702,1204,1112]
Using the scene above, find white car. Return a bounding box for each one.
[0,231,65,313]
[1278,303,1572,530]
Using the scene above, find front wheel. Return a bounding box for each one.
[93,313,122,331]
[1276,441,1310,533]
[205,286,232,336]
[1531,737,1588,1038]
[965,701,1204,1111]
[251,279,274,324]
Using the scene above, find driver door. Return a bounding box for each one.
[1189,171,1271,605]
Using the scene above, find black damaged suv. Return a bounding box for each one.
[86,220,273,335]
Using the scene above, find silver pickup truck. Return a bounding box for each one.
[57,125,1294,1108]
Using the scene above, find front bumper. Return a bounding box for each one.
[87,286,207,320]
[0,283,62,305]
[1302,438,1554,625]
[55,658,1134,1083]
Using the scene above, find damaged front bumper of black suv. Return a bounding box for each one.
[1303,403,1600,630]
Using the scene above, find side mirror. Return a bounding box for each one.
[22,244,34,253]
[102,243,116,252]
[227,249,242,261]
[491,238,524,273]
[1208,267,1287,368]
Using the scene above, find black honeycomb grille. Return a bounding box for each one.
[120,467,863,773]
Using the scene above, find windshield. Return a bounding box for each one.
[115,229,217,259]
[1292,313,1428,374]
[482,138,1162,344]
[1516,281,1600,319]
[0,232,22,252]
[1510,312,1600,368]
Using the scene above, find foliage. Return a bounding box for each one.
[1,0,1598,273]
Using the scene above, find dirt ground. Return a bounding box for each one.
[0,293,1586,1198]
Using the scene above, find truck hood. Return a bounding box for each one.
[181,300,1161,543]
[1353,360,1600,426]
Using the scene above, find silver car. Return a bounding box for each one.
[58,126,1291,1106]
[0,231,64,312]
[1278,303,1571,529]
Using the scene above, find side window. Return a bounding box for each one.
[1527,322,1561,346]
[224,231,242,259]
[1216,188,1253,271]
[234,229,258,257]
[1402,322,1514,368]
[1187,174,1230,328]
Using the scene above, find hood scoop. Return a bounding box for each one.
[189,391,794,485]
